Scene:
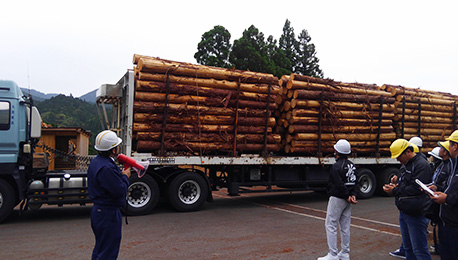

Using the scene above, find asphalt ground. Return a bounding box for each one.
[0,190,440,260]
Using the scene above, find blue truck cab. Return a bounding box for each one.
[0,80,41,222]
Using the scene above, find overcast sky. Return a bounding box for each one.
[1,0,457,97]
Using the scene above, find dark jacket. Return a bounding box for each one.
[441,156,458,227]
[88,155,129,208]
[433,158,452,192]
[327,157,358,199]
[392,153,432,198]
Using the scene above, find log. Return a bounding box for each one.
[395,94,456,106]
[393,100,456,112]
[133,113,276,127]
[293,132,396,141]
[287,147,390,154]
[136,132,281,143]
[134,91,278,110]
[291,108,392,119]
[136,56,279,84]
[290,99,395,112]
[393,114,453,123]
[136,80,278,103]
[287,125,394,134]
[133,123,272,134]
[133,102,269,117]
[290,140,392,148]
[288,115,393,126]
[136,140,281,153]
[292,89,396,103]
[392,108,454,118]
[286,80,393,97]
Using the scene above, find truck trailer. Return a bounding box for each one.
[95,56,414,215]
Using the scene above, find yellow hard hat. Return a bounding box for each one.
[410,143,419,153]
[438,140,450,153]
[446,130,458,143]
[390,139,411,159]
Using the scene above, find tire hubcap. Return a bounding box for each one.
[178,180,201,205]
[128,182,151,208]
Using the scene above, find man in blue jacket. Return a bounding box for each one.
[430,131,458,260]
[88,130,131,260]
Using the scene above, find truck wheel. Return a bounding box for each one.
[357,168,376,199]
[168,172,208,212]
[0,179,15,223]
[376,167,399,195]
[125,174,159,215]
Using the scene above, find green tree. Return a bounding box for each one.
[279,19,297,72]
[229,25,290,77]
[194,25,232,68]
[295,29,323,77]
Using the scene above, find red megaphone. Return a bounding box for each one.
[117,154,149,178]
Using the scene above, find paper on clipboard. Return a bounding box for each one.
[415,179,438,197]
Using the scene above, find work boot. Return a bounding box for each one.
[317,253,339,260]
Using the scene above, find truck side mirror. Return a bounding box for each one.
[28,106,42,138]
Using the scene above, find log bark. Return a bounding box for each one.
[292,89,396,103]
[290,99,395,112]
[293,132,396,141]
[135,132,281,143]
[286,80,393,97]
[134,91,278,110]
[134,113,276,127]
[137,72,282,95]
[136,56,279,84]
[133,123,272,134]
[393,114,453,123]
[136,140,281,153]
[136,80,278,103]
[287,125,394,134]
[133,102,269,117]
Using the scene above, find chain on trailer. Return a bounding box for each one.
[35,141,93,171]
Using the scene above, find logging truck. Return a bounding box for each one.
[96,68,403,215]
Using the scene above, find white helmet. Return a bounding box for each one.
[94,130,122,151]
[334,139,351,155]
[428,147,442,160]
[409,136,423,147]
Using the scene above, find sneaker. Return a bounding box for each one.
[389,249,406,259]
[317,253,339,260]
[337,251,350,260]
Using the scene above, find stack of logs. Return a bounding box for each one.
[280,74,396,156]
[131,54,283,155]
[382,84,457,149]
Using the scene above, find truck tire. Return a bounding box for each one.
[357,168,376,199]
[0,179,15,223]
[168,172,208,212]
[376,167,400,195]
[125,174,159,215]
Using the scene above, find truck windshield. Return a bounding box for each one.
[0,101,10,130]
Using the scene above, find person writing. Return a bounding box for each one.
[88,130,131,260]
[318,139,358,260]
[383,139,432,260]
[429,131,458,259]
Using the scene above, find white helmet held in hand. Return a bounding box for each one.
[334,139,351,155]
[409,136,423,148]
[94,130,122,151]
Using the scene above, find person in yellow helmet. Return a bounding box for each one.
[383,138,432,260]
[429,131,458,259]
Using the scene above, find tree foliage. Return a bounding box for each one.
[195,20,323,78]
[194,25,232,68]
[35,95,103,154]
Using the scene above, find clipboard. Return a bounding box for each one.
[415,179,438,197]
